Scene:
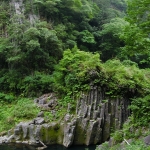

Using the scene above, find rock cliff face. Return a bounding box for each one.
[1,85,130,147]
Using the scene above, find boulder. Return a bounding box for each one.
[37,111,44,117]
[34,117,45,125]
[144,135,150,145]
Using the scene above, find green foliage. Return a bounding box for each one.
[103,59,150,96]
[6,21,62,72]
[44,111,53,122]
[79,30,96,44]
[0,1,10,34]
[0,96,40,132]
[123,141,150,150]
[0,93,16,103]
[0,0,128,96]
[94,0,126,24]
[129,95,150,126]
[120,0,150,68]
[52,47,102,107]
[12,98,40,119]
[111,130,123,143]
[96,137,150,150]
[53,47,150,111]
[21,72,53,96]
[98,18,128,61]
[0,70,22,93]
[120,23,150,60]
[53,47,101,95]
[0,69,53,96]
[0,20,62,95]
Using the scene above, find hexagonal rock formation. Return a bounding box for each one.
[1,86,130,147]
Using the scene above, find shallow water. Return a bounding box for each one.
[0,144,96,150]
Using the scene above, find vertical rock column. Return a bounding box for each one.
[63,114,77,147]
[74,85,130,145]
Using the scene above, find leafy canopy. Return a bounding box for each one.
[120,0,150,67]
[53,46,101,95]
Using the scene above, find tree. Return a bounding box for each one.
[98,18,128,61]
[0,1,9,37]
[53,46,101,95]
[120,0,150,68]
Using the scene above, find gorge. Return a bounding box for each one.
[0,0,150,149]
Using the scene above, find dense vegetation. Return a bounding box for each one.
[0,0,150,149]
[0,0,127,96]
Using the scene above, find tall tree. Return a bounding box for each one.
[120,0,150,67]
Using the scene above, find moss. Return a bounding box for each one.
[102,120,111,142]
[73,124,86,145]
[40,126,48,143]
[40,123,63,144]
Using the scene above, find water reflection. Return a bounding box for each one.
[0,144,96,150]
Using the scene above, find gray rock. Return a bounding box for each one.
[22,141,29,144]
[14,124,22,136]
[28,120,35,125]
[7,134,15,143]
[35,125,42,141]
[64,114,71,122]
[34,117,45,125]
[109,137,114,146]
[37,111,44,117]
[7,129,14,137]
[34,98,39,103]
[0,136,8,144]
[48,99,57,107]
[22,123,29,139]
[39,98,47,105]
[28,124,36,144]
[63,121,76,147]
[144,135,150,145]
[97,142,109,150]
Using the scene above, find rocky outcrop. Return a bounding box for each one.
[144,135,150,145]
[0,86,130,147]
[73,85,130,145]
[10,0,39,25]
[34,93,58,111]
[10,0,24,15]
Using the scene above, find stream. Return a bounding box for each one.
[0,144,96,150]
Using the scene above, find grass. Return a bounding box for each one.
[0,96,40,133]
[0,93,70,134]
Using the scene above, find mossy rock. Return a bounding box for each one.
[40,123,63,144]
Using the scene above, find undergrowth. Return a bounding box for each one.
[0,93,40,133]
[96,140,150,150]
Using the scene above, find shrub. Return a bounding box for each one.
[21,71,53,96]
[12,98,40,119]
[0,92,16,103]
[129,95,150,126]
[0,97,40,132]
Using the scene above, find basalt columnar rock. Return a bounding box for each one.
[0,86,130,147]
